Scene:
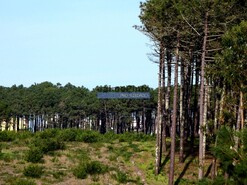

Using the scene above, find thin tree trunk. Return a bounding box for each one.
[198,11,208,180]
[240,89,244,130]
[166,50,172,137]
[155,41,165,175]
[179,60,185,163]
[219,85,226,125]
[214,98,219,132]
[234,92,242,150]
[202,82,208,160]
[168,34,179,185]
[162,47,167,153]
[193,56,200,139]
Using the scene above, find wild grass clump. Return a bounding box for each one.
[73,160,108,179]
[0,130,16,142]
[23,164,44,178]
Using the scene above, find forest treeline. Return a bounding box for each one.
[0,83,158,134]
[136,0,247,184]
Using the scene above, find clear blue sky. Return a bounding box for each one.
[0,0,157,89]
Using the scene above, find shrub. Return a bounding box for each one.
[0,131,16,142]
[86,161,108,175]
[16,131,34,140]
[35,129,59,139]
[73,161,108,179]
[0,151,15,162]
[73,163,88,179]
[25,147,43,163]
[58,128,78,141]
[11,178,36,185]
[23,165,44,178]
[52,171,65,179]
[113,170,129,183]
[118,132,154,143]
[103,131,118,142]
[76,130,101,143]
[30,138,65,154]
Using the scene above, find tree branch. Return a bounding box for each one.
[180,12,201,36]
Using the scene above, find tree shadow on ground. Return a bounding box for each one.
[159,151,170,173]
[174,154,196,185]
[205,162,212,178]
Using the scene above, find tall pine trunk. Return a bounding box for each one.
[198,12,208,180]
[179,60,185,163]
[155,41,165,175]
[166,50,172,137]
[162,47,167,153]
[168,34,179,185]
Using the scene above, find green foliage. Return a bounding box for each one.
[0,151,15,162]
[0,131,16,142]
[75,130,101,143]
[25,147,43,163]
[73,163,88,179]
[52,171,65,179]
[58,128,78,141]
[212,127,247,184]
[102,131,118,142]
[113,170,129,184]
[118,132,154,143]
[11,178,36,185]
[35,129,59,139]
[73,160,108,179]
[16,131,34,140]
[86,161,108,175]
[210,21,247,90]
[30,137,65,154]
[212,127,236,172]
[23,164,44,178]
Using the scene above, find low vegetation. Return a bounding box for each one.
[1,128,242,184]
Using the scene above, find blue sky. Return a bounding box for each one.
[0,0,157,89]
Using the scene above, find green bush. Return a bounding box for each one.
[30,138,65,154]
[73,161,108,179]
[0,151,15,162]
[11,178,36,185]
[118,132,154,143]
[75,130,101,143]
[35,129,59,139]
[86,161,108,175]
[25,147,43,163]
[23,164,44,178]
[103,131,118,142]
[0,131,16,142]
[113,170,129,183]
[58,128,78,141]
[73,163,88,179]
[16,131,34,140]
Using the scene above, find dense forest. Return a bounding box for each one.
[0,83,157,134]
[0,0,247,184]
[135,0,247,184]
